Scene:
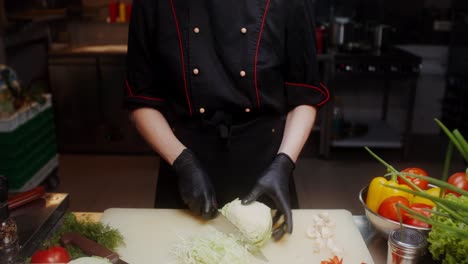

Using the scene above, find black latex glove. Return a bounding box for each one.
[172,149,218,220]
[242,153,295,240]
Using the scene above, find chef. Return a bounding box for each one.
[124,0,329,239]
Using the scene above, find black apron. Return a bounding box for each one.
[154,112,299,210]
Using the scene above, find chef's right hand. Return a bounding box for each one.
[172,149,218,220]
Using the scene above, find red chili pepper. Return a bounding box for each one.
[320,256,343,264]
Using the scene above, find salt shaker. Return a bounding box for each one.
[0,176,19,264]
[387,228,428,264]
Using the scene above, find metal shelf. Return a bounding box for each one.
[319,48,420,158]
[331,121,402,148]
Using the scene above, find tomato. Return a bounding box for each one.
[445,172,468,197]
[398,167,429,190]
[31,246,70,263]
[378,196,410,222]
[403,203,432,228]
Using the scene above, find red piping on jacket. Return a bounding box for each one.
[254,0,271,109]
[319,83,331,106]
[170,0,193,115]
[125,79,165,102]
[285,82,331,106]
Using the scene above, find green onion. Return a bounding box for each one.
[441,142,454,193]
[395,204,468,239]
[385,172,468,197]
[453,129,468,159]
[364,147,399,180]
[435,118,468,162]
[382,184,468,213]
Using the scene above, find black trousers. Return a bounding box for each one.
[154,113,299,209]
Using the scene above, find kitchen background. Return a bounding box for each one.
[0,0,466,213]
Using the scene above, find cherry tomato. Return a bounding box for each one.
[398,167,429,190]
[445,172,468,197]
[31,246,70,263]
[378,196,410,222]
[403,203,432,228]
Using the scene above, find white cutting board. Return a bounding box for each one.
[100,209,374,264]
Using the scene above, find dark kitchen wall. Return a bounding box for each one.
[314,0,452,45]
[381,0,425,43]
[442,0,468,135]
[5,0,79,11]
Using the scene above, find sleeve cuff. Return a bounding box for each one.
[285,82,330,110]
[123,79,166,110]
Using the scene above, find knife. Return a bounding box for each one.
[212,215,269,262]
[60,232,129,264]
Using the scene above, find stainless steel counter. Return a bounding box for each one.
[353,216,441,264]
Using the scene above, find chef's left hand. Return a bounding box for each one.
[242,153,295,240]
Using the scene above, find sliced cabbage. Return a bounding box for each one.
[173,227,260,264]
[68,257,112,264]
[220,198,272,248]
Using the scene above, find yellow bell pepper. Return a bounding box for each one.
[366,176,413,213]
[412,187,440,207]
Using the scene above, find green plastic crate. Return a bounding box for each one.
[0,107,54,143]
[0,139,57,189]
[0,108,55,161]
[0,96,58,190]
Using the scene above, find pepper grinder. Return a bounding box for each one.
[0,176,19,264]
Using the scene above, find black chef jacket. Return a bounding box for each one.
[124,0,329,116]
[123,0,330,208]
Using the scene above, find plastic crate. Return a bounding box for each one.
[0,108,55,160]
[0,95,58,190]
[13,155,59,192]
[0,95,52,132]
[0,140,57,190]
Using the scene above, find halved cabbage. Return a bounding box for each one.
[220,198,272,248]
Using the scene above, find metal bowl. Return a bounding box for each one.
[358,184,431,239]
